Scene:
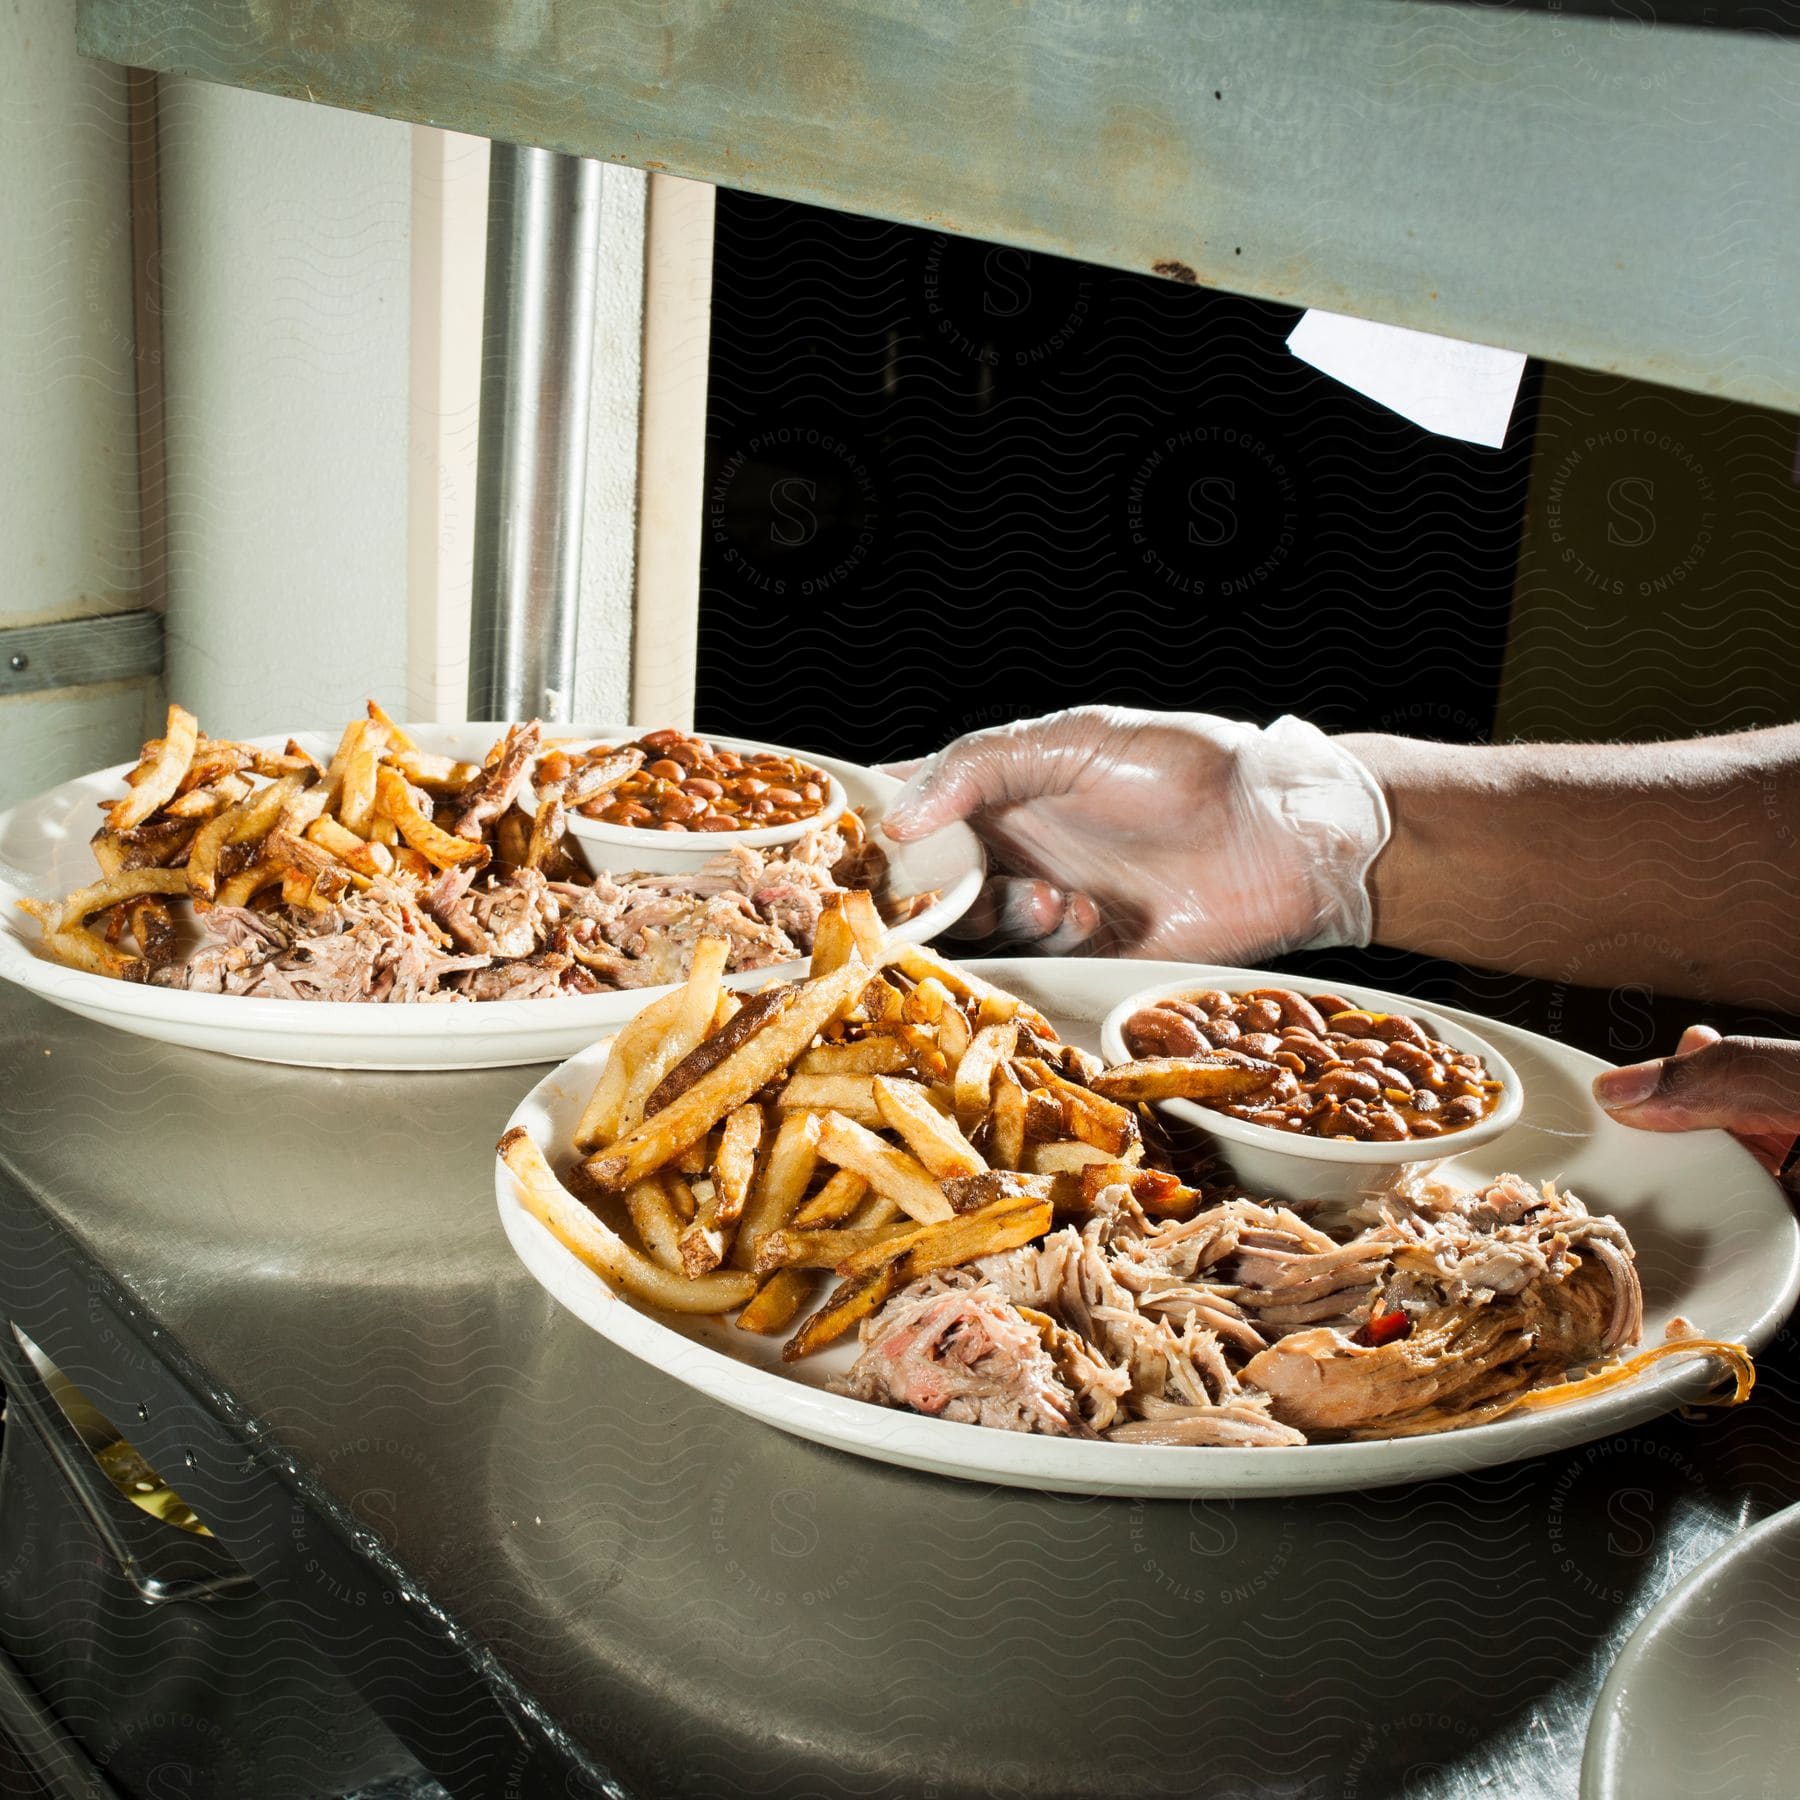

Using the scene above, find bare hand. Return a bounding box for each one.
[1593,1025,1800,1179]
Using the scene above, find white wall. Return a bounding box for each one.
[159,85,643,737]
[576,165,647,725]
[0,2,157,806]
[3,53,661,814]
[155,80,414,737]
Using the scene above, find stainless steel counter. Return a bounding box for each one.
[3,983,1797,1799]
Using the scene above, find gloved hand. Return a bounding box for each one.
[1594,1025,1800,1182]
[879,706,1390,963]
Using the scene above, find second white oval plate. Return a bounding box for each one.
[496,957,1800,1498]
[0,724,983,1070]
[1583,1499,1800,1800]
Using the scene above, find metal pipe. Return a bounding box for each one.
[467,144,604,722]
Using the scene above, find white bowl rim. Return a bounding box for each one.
[1099,967,1526,1165]
[529,728,849,851]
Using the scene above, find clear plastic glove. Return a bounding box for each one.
[1593,1025,1800,1183]
[879,706,1390,963]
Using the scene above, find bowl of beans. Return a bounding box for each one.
[530,729,849,872]
[1099,973,1523,1205]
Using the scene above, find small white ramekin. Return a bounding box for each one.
[529,732,849,874]
[1099,969,1525,1207]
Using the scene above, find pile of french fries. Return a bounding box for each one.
[499,893,1214,1362]
[21,701,570,981]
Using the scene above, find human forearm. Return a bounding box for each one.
[1336,726,1800,1011]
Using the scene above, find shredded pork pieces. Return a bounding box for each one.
[151,823,872,1003]
[837,1173,1645,1446]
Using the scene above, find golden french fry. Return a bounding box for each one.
[623,1177,688,1273]
[187,773,307,900]
[305,815,393,877]
[809,897,855,977]
[164,774,252,820]
[617,936,731,1136]
[108,704,199,830]
[524,792,565,872]
[499,1128,756,1313]
[873,1074,986,1181]
[494,809,531,871]
[679,1213,729,1279]
[653,1168,694,1220]
[814,1111,952,1224]
[790,1168,870,1229]
[338,742,381,835]
[365,699,418,752]
[902,976,951,1026]
[897,1023,951,1085]
[213,860,283,908]
[794,1038,913,1078]
[862,975,905,1035]
[712,1103,764,1228]
[1015,1059,1141,1155]
[842,1189,903,1228]
[88,831,128,879]
[938,1000,972,1068]
[1087,1055,1282,1104]
[22,908,145,979]
[389,749,479,794]
[838,889,888,964]
[1023,1087,1066,1141]
[732,1110,823,1267]
[91,818,198,877]
[775,1073,885,1127]
[249,744,321,779]
[888,941,1053,1037]
[753,1220,917,1274]
[48,868,193,934]
[833,1192,1050,1282]
[374,765,489,870]
[281,868,327,912]
[175,742,251,792]
[584,963,868,1191]
[954,1020,1018,1130]
[322,717,366,786]
[989,1069,1027,1170]
[735,1270,817,1335]
[1023,1138,1139,1175]
[782,1266,901,1361]
[642,983,798,1119]
[574,995,685,1151]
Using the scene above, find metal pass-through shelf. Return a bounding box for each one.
[79,0,1800,412]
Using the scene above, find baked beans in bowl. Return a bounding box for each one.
[1099,972,1523,1206]
[528,729,849,873]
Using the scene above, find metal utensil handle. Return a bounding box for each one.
[0,1327,251,1605]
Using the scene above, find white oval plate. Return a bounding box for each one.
[1583,1500,1800,1800]
[496,957,1800,1498]
[0,724,983,1070]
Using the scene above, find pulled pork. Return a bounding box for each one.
[838,1172,1644,1446]
[152,817,877,1003]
